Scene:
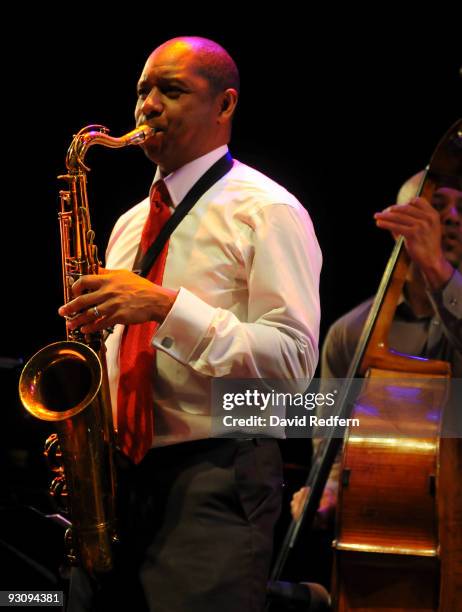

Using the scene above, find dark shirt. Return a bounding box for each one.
[322,269,462,379]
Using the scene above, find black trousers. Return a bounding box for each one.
[67,437,282,612]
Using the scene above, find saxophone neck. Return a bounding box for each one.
[66,124,154,172]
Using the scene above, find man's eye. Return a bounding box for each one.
[163,88,182,98]
[431,200,445,211]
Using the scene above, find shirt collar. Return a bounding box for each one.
[151,145,229,208]
[396,284,433,322]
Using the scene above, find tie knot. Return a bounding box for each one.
[150,180,172,211]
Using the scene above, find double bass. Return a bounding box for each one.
[270,119,462,611]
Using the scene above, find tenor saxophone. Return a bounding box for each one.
[18,124,154,575]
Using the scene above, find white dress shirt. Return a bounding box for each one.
[105,145,322,446]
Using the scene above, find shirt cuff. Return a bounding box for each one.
[152,287,217,364]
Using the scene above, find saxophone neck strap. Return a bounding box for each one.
[139,152,234,278]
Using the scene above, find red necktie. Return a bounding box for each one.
[117,180,172,463]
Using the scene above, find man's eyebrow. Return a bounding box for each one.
[136,78,148,91]
[137,75,190,90]
[432,191,462,205]
[157,75,191,87]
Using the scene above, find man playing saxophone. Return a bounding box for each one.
[59,36,322,612]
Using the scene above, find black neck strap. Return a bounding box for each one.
[139,152,234,278]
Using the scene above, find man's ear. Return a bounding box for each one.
[218,88,238,123]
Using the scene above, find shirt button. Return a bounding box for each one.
[161,336,174,349]
[432,319,440,326]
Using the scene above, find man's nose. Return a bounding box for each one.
[141,90,163,117]
[441,204,461,226]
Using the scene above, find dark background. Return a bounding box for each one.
[1,10,460,594]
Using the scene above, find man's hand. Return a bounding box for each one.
[374,197,453,291]
[58,268,178,333]
[290,484,337,529]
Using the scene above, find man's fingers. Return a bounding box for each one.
[71,274,105,297]
[374,208,426,226]
[376,197,438,224]
[374,218,412,236]
[59,287,107,320]
[290,486,309,521]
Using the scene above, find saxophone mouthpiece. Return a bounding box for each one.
[126,125,156,145]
